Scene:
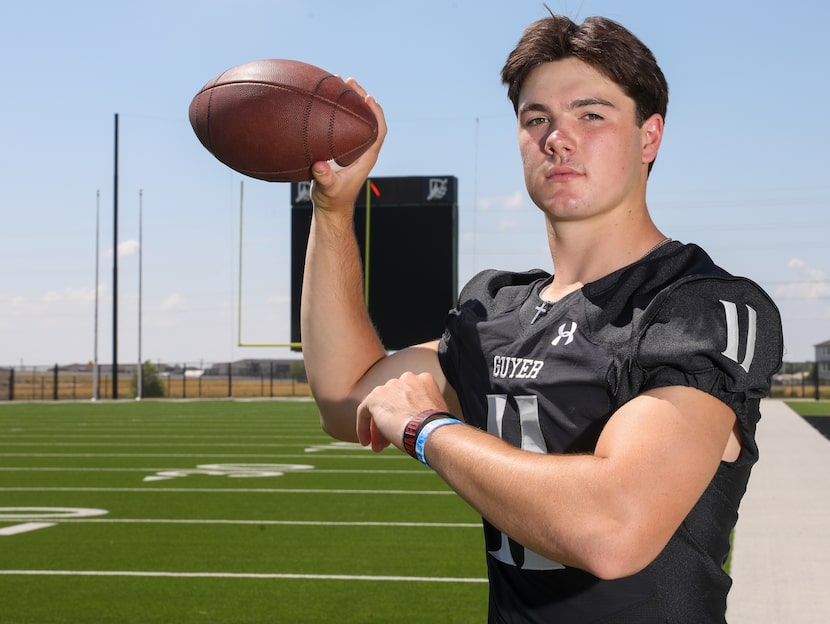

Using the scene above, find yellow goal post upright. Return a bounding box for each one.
[236,179,376,351]
[238,175,457,353]
[237,179,298,350]
[290,175,458,351]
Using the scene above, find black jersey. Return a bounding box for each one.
[437,241,783,623]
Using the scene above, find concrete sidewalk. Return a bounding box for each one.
[728,399,830,623]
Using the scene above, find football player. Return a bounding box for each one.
[302,13,783,623]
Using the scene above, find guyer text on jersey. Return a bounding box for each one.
[492,356,545,380]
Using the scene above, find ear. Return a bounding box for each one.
[641,113,664,165]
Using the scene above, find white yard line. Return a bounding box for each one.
[0,486,455,495]
[0,453,410,459]
[0,569,488,583]
[53,518,481,528]
[0,467,431,474]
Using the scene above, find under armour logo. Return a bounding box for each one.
[551,321,577,346]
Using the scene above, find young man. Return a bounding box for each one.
[301,13,783,623]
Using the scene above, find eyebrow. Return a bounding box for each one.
[569,97,616,110]
[518,97,617,115]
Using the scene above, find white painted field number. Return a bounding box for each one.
[0,507,109,536]
[144,463,314,482]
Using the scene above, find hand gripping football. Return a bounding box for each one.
[189,59,378,182]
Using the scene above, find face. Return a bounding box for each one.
[517,58,662,223]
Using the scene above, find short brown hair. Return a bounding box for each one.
[501,14,669,127]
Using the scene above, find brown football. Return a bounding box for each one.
[189,59,378,183]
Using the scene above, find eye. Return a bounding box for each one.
[581,112,604,122]
[523,115,549,128]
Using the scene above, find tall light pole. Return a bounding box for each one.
[137,189,143,400]
[93,189,100,401]
[112,113,119,399]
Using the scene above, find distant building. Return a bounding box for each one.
[205,359,305,380]
[815,339,830,383]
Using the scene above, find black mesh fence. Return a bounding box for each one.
[0,360,308,401]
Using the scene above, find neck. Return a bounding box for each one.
[541,212,666,302]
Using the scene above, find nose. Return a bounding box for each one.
[544,124,574,157]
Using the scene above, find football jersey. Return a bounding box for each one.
[437,241,783,623]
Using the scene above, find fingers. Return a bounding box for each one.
[356,372,448,453]
[356,398,373,447]
[310,80,386,213]
[370,420,390,453]
[346,77,387,147]
[357,398,391,453]
[366,93,387,148]
[321,77,387,174]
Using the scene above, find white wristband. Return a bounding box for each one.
[414,417,463,467]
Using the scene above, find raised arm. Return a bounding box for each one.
[301,81,454,441]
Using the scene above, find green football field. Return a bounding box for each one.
[0,400,488,623]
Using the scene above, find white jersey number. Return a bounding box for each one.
[486,394,565,571]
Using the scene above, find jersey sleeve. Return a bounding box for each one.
[633,276,783,459]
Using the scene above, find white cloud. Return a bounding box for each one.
[497,217,517,232]
[105,239,141,258]
[776,258,830,302]
[160,293,186,311]
[503,189,525,211]
[477,189,526,212]
[39,286,98,304]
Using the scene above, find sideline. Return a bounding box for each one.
[728,399,830,623]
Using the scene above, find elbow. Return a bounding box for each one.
[578,526,665,581]
[584,552,651,582]
[319,414,358,443]
[315,398,360,443]
[524,517,658,581]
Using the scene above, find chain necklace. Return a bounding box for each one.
[642,237,672,258]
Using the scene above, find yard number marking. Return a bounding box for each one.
[144,463,314,482]
[0,507,108,536]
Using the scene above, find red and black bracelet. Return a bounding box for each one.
[402,409,455,459]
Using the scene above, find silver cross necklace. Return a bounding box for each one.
[530,302,550,325]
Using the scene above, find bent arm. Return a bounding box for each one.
[302,205,453,439]
[359,381,735,579]
[301,196,385,440]
[300,84,454,441]
[431,386,734,578]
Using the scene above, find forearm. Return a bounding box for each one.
[301,206,387,440]
[355,374,634,575]
[358,382,731,579]
[424,423,635,577]
[409,387,731,579]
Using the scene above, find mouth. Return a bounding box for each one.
[546,165,582,183]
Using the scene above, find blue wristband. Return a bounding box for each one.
[414,417,463,467]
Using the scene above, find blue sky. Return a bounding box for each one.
[1,0,828,368]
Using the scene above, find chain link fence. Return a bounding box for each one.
[0,361,825,402]
[0,360,308,401]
